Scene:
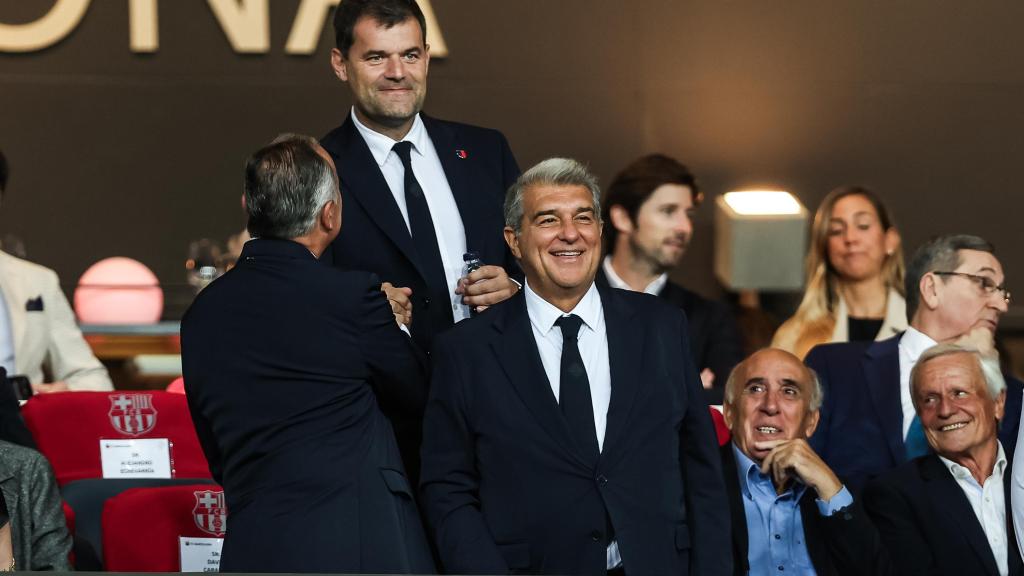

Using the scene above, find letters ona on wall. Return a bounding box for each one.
[0,0,449,56]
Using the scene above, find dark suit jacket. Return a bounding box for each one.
[420,284,732,575]
[321,113,519,484]
[864,454,1023,576]
[182,239,433,574]
[321,113,520,355]
[806,334,1023,492]
[596,269,743,405]
[721,443,890,576]
[0,367,35,449]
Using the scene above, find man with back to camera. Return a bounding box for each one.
[600,154,743,403]
[0,148,111,396]
[420,158,731,575]
[806,234,1022,491]
[320,0,521,481]
[721,348,889,575]
[864,343,1022,575]
[181,135,433,573]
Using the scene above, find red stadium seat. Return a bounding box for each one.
[709,407,731,446]
[21,391,210,485]
[62,501,76,567]
[165,377,185,395]
[102,483,225,572]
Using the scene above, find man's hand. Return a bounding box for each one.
[756,438,843,500]
[381,282,413,327]
[456,265,518,312]
[700,368,715,389]
[31,381,70,394]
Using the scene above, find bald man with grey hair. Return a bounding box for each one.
[720,348,890,575]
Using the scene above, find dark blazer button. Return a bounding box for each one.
[590,530,602,542]
[597,475,608,486]
[423,297,431,308]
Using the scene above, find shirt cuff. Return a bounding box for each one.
[816,485,853,516]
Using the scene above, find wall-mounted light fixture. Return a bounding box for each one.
[714,190,808,291]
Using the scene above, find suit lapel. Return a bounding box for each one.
[921,455,1001,576]
[323,117,426,280]
[1003,454,1024,574]
[720,444,750,574]
[598,285,643,459]
[423,115,486,256]
[0,254,27,369]
[490,293,590,469]
[862,337,906,464]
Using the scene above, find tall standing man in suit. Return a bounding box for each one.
[721,348,887,576]
[420,158,731,575]
[599,154,742,402]
[0,148,111,395]
[806,234,1021,491]
[864,343,1022,576]
[321,0,521,481]
[182,135,433,573]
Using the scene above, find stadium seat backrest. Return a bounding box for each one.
[21,391,209,485]
[709,406,731,446]
[102,483,225,572]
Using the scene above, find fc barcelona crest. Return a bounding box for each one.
[193,490,227,537]
[108,393,157,436]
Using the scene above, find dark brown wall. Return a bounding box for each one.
[2,0,1022,321]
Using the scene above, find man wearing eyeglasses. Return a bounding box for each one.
[803,234,1022,492]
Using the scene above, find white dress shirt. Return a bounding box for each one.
[940,442,1009,576]
[601,256,668,296]
[0,288,14,374]
[1012,405,1024,564]
[351,109,471,322]
[898,326,937,438]
[523,281,620,568]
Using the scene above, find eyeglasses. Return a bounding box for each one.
[932,271,1012,304]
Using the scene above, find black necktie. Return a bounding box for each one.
[555,314,599,463]
[392,141,448,301]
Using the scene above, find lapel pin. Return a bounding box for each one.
[455,149,468,159]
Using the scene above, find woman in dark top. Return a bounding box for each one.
[773,186,907,358]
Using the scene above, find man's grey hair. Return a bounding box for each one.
[244,133,339,240]
[723,350,825,412]
[910,343,1006,411]
[904,234,995,321]
[503,158,602,234]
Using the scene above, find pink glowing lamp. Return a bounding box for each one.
[74,257,164,324]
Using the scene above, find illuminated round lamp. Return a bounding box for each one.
[74,257,164,324]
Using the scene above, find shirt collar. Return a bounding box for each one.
[350,107,427,167]
[524,280,602,336]
[900,326,938,364]
[939,441,1008,484]
[731,442,807,502]
[601,256,668,296]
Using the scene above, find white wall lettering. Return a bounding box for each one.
[0,0,447,56]
[129,0,158,52]
[0,0,91,52]
[207,0,269,53]
[284,0,448,57]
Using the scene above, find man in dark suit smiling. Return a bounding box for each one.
[320,0,520,482]
[864,343,1022,576]
[420,158,731,575]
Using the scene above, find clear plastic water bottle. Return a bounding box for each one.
[463,251,483,277]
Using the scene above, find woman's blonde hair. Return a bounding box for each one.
[776,186,905,358]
